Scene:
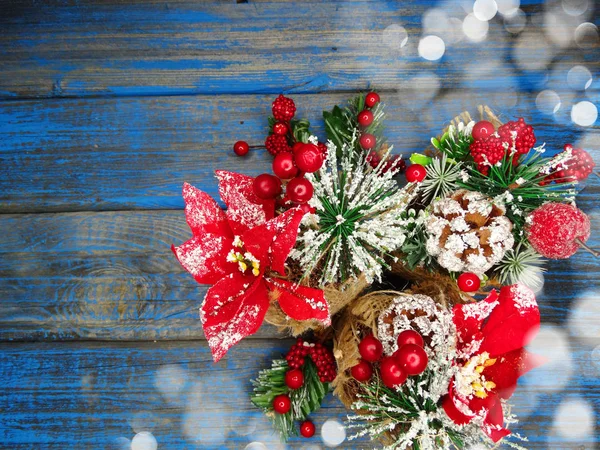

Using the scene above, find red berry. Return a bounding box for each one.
[358,335,383,362]
[285,369,304,390]
[395,344,428,376]
[396,330,424,348]
[233,141,249,156]
[273,122,288,136]
[292,142,304,153]
[265,134,291,156]
[357,110,374,127]
[497,118,536,157]
[300,420,316,438]
[365,92,380,108]
[317,141,328,157]
[457,272,481,292]
[405,164,427,182]
[273,394,291,414]
[287,177,314,203]
[380,356,407,388]
[359,133,376,150]
[272,94,296,122]
[253,174,282,199]
[471,121,495,140]
[295,144,324,173]
[299,203,316,214]
[350,360,373,382]
[272,152,298,179]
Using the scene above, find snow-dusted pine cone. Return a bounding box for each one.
[425,190,514,275]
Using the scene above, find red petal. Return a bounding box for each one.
[442,381,474,425]
[182,182,231,237]
[172,234,235,285]
[264,278,330,325]
[483,348,546,399]
[484,398,511,443]
[215,171,275,235]
[480,285,541,357]
[201,272,270,362]
[266,208,306,275]
[241,223,278,265]
[452,290,499,355]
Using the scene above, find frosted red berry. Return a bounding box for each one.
[457,272,481,292]
[360,133,376,150]
[380,356,407,388]
[273,122,288,136]
[497,118,536,158]
[294,144,324,173]
[253,174,282,199]
[544,145,596,184]
[358,335,383,362]
[358,110,374,127]
[272,94,296,122]
[394,344,428,376]
[350,360,373,382]
[285,368,304,390]
[469,134,504,175]
[405,164,426,182]
[396,330,424,348]
[317,141,328,157]
[472,121,495,140]
[233,140,249,156]
[273,152,298,179]
[287,177,314,203]
[526,203,591,259]
[265,134,291,156]
[300,420,316,438]
[273,394,291,414]
[365,92,380,108]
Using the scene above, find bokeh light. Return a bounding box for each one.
[462,14,489,42]
[514,31,555,72]
[496,0,520,16]
[382,24,409,50]
[561,0,591,17]
[321,419,346,447]
[131,432,158,450]
[536,90,562,114]
[523,325,573,392]
[473,0,498,21]
[592,345,600,373]
[566,65,593,90]
[418,35,446,61]
[154,364,188,406]
[567,290,600,346]
[574,22,599,48]
[571,101,598,126]
[553,397,595,439]
[244,443,268,450]
[503,9,526,34]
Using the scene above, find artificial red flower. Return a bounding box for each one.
[172,171,330,362]
[442,284,543,442]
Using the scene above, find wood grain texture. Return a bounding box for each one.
[0,339,598,449]
[2,0,595,99]
[1,92,597,213]
[0,208,598,341]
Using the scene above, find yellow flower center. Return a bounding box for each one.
[456,352,497,399]
[226,236,260,276]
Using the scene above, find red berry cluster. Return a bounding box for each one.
[542,144,596,185]
[366,151,406,174]
[351,331,429,389]
[265,134,291,156]
[469,118,536,175]
[285,338,337,383]
[272,94,296,122]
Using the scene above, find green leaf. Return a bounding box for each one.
[410,153,433,166]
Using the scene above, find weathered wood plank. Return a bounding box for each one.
[0,339,596,449]
[2,92,597,213]
[2,0,594,99]
[0,208,598,341]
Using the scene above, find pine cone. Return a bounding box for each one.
[425,190,514,275]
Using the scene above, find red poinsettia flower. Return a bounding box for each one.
[442,284,543,442]
[172,171,330,362]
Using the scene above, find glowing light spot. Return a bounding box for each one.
[503,9,526,34]
[112,437,130,450]
[418,35,445,61]
[131,432,158,450]
[513,31,554,71]
[382,24,409,50]
[496,0,520,16]
[154,364,188,406]
[592,345,600,372]
[571,101,598,126]
[473,0,498,21]
[575,22,599,48]
[554,397,595,439]
[567,290,600,346]
[244,443,268,450]
[321,419,346,447]
[562,0,590,16]
[522,325,572,392]
[536,90,562,114]
[543,12,574,48]
[567,66,593,90]
[462,14,489,42]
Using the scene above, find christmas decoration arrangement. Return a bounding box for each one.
[171,92,597,448]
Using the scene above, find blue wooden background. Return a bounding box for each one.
[0,1,599,448]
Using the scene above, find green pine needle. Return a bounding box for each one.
[496,241,546,288]
[420,154,464,203]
